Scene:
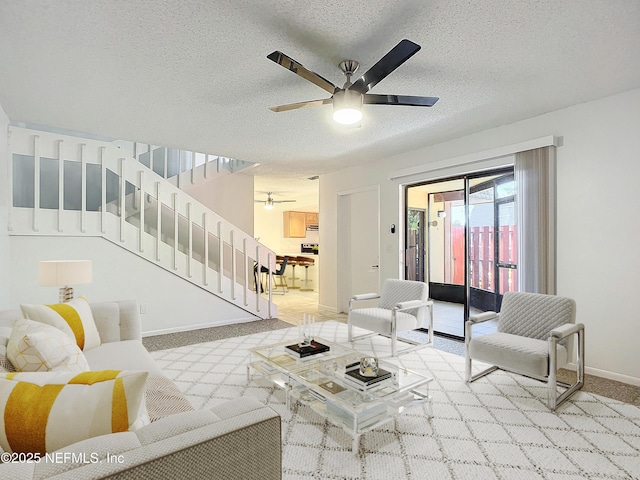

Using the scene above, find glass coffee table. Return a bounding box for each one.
[247,337,432,453]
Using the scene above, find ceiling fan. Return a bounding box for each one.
[255,192,296,210]
[267,39,439,125]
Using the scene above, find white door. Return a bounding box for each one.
[338,188,380,312]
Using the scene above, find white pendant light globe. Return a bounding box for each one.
[332,89,362,125]
[333,107,362,125]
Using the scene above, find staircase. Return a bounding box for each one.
[7,126,278,319]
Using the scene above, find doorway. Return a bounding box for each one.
[406,208,426,281]
[337,187,380,312]
[404,168,515,339]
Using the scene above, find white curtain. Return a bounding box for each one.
[515,146,556,294]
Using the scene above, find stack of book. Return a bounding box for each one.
[342,364,392,391]
[284,340,330,359]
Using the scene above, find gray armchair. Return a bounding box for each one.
[465,291,584,410]
[348,279,434,356]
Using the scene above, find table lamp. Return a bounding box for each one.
[38,260,93,303]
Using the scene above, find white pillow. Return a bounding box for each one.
[6,319,90,373]
[0,370,149,453]
[20,296,101,351]
[0,327,16,373]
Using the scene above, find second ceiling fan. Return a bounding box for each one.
[255,192,296,210]
[267,39,439,125]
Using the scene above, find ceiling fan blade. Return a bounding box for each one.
[267,51,338,94]
[349,39,421,94]
[274,200,297,203]
[269,98,332,112]
[363,94,439,107]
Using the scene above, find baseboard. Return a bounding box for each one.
[142,316,259,337]
[317,303,339,313]
[565,362,640,387]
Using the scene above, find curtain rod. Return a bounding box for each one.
[389,135,559,181]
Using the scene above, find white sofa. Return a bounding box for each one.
[0,300,282,480]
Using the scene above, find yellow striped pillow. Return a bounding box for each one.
[20,297,101,351]
[0,370,148,454]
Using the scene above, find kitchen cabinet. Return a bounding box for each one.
[305,212,319,226]
[283,211,319,237]
[283,211,307,238]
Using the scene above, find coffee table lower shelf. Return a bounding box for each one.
[287,385,431,453]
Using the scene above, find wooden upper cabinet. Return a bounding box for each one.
[306,212,319,226]
[283,211,319,237]
[283,211,307,238]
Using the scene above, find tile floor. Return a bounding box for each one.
[270,289,344,326]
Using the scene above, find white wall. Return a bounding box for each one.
[254,203,287,254]
[320,88,640,384]
[8,235,257,335]
[182,172,255,236]
[0,104,9,307]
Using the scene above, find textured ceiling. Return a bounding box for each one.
[1,0,640,193]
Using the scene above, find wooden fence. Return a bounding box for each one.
[451,225,517,293]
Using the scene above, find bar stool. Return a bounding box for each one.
[296,256,315,292]
[254,255,288,294]
[288,257,300,289]
[272,256,289,294]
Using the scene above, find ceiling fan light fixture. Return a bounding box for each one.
[332,89,362,125]
[264,197,275,210]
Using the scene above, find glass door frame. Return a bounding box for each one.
[468,172,516,313]
[403,166,514,340]
[406,207,426,282]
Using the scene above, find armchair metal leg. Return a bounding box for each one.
[465,318,498,383]
[548,327,585,411]
[391,309,397,357]
[548,337,558,410]
[464,319,472,382]
[428,304,434,345]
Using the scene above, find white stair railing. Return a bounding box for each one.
[7,126,276,319]
[124,142,256,191]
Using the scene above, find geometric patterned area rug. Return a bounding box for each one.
[150,321,640,480]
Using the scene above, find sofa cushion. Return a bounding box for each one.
[145,374,194,422]
[0,327,16,373]
[89,302,122,343]
[6,319,90,373]
[21,297,101,351]
[83,340,165,376]
[468,331,568,377]
[0,370,149,454]
[349,307,418,335]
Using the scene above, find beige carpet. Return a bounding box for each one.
[151,321,640,480]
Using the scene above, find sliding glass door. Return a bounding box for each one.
[404,168,515,339]
[468,173,517,312]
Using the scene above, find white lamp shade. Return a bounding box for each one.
[38,260,93,286]
[332,89,363,125]
[333,108,362,125]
